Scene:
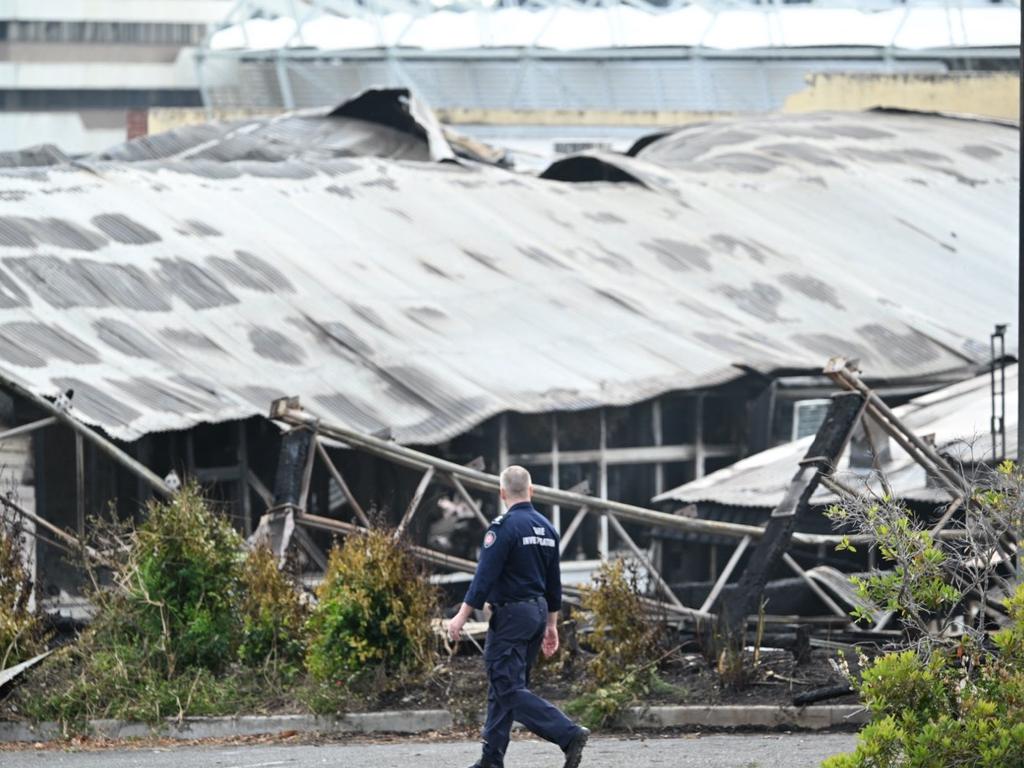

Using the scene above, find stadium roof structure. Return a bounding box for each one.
[0,92,1017,443]
[653,364,1019,508]
[207,0,1021,53]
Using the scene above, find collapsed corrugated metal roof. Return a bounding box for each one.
[0,103,1016,443]
[94,89,503,167]
[654,364,1019,509]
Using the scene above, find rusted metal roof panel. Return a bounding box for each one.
[0,108,1016,443]
[654,364,1019,508]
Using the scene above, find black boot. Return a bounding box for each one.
[562,726,590,768]
[466,756,502,768]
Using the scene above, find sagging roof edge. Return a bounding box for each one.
[0,361,984,450]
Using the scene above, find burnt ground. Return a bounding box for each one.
[376,645,860,720]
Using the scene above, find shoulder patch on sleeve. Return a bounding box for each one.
[483,530,497,548]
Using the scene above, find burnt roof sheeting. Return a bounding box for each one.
[0,109,1017,443]
[96,88,460,165]
[654,364,1019,509]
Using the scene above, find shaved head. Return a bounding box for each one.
[500,465,532,504]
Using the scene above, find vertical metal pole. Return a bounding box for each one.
[992,330,998,459]
[694,393,706,479]
[598,408,609,560]
[999,332,1007,459]
[550,413,560,533]
[75,432,85,537]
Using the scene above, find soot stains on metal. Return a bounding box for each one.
[5,256,109,309]
[779,273,845,310]
[160,327,223,351]
[155,257,238,309]
[91,214,160,244]
[326,184,355,198]
[518,245,569,270]
[94,318,164,359]
[709,234,777,264]
[178,219,222,237]
[351,303,394,336]
[0,266,29,308]
[715,282,785,323]
[249,326,307,364]
[791,332,873,364]
[314,391,386,433]
[112,377,211,415]
[960,145,1001,160]
[235,251,295,292]
[0,216,107,251]
[593,288,645,316]
[77,260,171,311]
[761,143,844,168]
[419,261,454,279]
[643,239,711,272]
[857,324,942,368]
[584,211,627,224]
[405,305,449,330]
[0,322,99,368]
[53,377,142,425]
[298,318,372,357]
[462,248,506,275]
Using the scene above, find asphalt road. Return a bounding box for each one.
[3,733,857,768]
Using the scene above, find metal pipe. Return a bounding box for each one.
[2,381,170,497]
[275,403,963,547]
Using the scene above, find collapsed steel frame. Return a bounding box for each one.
[0,356,1012,637]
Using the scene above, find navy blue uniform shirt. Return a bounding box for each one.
[463,501,562,612]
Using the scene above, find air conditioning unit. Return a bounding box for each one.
[791,398,831,441]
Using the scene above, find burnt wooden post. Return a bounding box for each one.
[715,391,866,655]
[272,426,315,508]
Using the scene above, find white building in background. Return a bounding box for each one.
[194,0,1019,161]
[0,0,232,154]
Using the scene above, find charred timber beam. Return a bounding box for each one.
[718,391,866,644]
[271,398,899,547]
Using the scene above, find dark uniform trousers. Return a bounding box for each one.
[482,595,577,765]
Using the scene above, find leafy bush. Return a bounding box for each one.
[567,558,665,728]
[121,484,244,674]
[0,518,43,668]
[305,529,436,687]
[13,484,252,725]
[238,545,308,676]
[577,558,662,687]
[823,461,1024,768]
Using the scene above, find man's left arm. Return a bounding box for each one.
[542,530,562,657]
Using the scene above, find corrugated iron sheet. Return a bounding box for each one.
[0,107,1017,443]
[655,364,1019,508]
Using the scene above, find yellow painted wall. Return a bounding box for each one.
[783,72,1020,121]
[150,73,1020,132]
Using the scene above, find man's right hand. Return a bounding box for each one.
[542,623,559,657]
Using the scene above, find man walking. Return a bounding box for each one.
[448,466,589,768]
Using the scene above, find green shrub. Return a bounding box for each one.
[238,544,307,675]
[824,585,1024,768]
[13,484,253,726]
[577,558,662,687]
[305,529,436,686]
[127,484,245,674]
[566,558,664,728]
[0,519,43,668]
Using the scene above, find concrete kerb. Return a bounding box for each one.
[0,710,455,743]
[0,706,866,743]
